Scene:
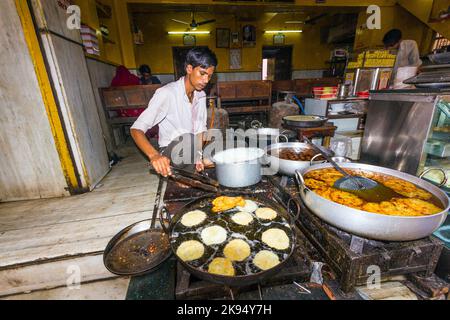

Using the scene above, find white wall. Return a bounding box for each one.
[0,0,69,202]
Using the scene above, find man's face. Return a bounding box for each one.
[186,65,215,91]
[143,72,151,80]
[385,42,400,50]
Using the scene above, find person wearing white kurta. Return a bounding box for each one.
[130,47,217,177]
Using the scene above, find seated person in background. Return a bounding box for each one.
[111,66,141,118]
[131,47,218,176]
[111,65,140,87]
[139,65,161,85]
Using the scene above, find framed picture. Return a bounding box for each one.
[183,34,196,46]
[273,34,285,45]
[216,28,230,48]
[231,31,240,48]
[242,25,256,47]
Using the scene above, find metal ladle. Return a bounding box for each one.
[302,136,401,202]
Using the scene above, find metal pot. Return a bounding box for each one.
[283,115,328,128]
[212,147,264,188]
[264,142,326,176]
[236,128,296,148]
[295,163,450,241]
[159,193,299,287]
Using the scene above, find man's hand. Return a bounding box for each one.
[150,154,172,177]
[195,160,205,173]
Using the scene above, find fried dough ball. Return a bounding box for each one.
[223,239,251,262]
[314,188,333,201]
[176,240,205,262]
[261,228,290,250]
[253,250,280,271]
[208,257,235,276]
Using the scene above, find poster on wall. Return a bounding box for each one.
[216,28,230,48]
[229,48,242,70]
[231,31,241,48]
[242,25,256,47]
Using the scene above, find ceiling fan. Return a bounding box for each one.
[171,12,216,30]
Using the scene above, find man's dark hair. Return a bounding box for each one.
[383,29,402,47]
[139,64,151,74]
[185,47,218,70]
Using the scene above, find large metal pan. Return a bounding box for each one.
[264,142,326,176]
[160,193,299,287]
[283,115,328,128]
[295,163,450,241]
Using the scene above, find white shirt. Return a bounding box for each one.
[392,40,422,80]
[131,77,207,147]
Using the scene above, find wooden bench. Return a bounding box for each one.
[99,84,162,143]
[217,80,272,115]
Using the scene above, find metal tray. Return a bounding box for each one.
[283,115,328,128]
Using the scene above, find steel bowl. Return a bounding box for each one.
[295,163,450,241]
[264,142,326,176]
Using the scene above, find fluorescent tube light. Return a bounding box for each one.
[168,31,210,35]
[264,30,303,34]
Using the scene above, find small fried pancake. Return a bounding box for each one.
[314,188,333,201]
[261,228,290,250]
[255,207,277,220]
[305,178,329,190]
[383,179,432,200]
[208,257,235,276]
[236,199,258,213]
[393,198,442,215]
[180,210,207,227]
[201,225,227,245]
[253,250,280,270]
[231,211,254,226]
[176,240,205,261]
[212,196,246,213]
[362,202,383,214]
[330,189,365,208]
[223,239,251,262]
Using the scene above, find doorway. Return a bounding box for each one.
[262,46,293,80]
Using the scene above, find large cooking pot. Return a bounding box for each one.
[212,147,264,188]
[264,142,326,176]
[295,163,450,241]
[159,193,299,287]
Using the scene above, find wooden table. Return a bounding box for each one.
[283,122,337,147]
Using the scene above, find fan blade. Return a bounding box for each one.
[171,19,190,25]
[304,13,328,25]
[197,19,216,26]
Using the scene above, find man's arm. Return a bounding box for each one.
[131,129,171,177]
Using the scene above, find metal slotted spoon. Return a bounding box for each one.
[303,137,401,202]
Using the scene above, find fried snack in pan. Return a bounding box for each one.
[231,211,254,226]
[261,228,290,250]
[212,196,246,213]
[201,225,228,246]
[255,207,278,220]
[305,178,329,190]
[180,210,207,227]
[383,179,432,200]
[330,189,365,208]
[236,199,258,213]
[393,198,442,215]
[223,239,251,262]
[253,250,280,271]
[176,240,205,262]
[208,257,235,276]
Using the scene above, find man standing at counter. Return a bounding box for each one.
[130,47,217,177]
[383,29,422,85]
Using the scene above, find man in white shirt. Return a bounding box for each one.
[383,29,422,83]
[131,47,217,177]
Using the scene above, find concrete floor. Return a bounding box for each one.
[0,145,159,299]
